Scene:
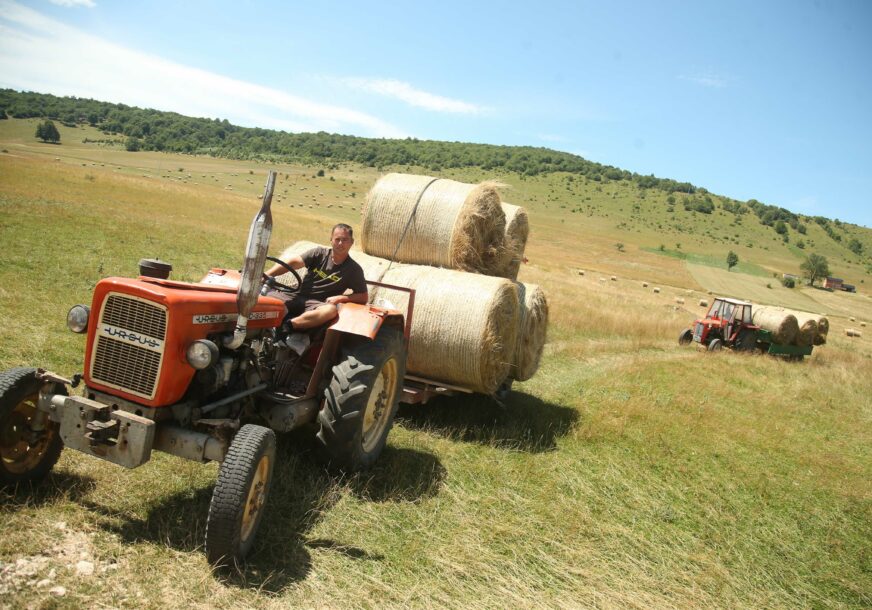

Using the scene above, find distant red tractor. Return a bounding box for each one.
[678,297,759,352]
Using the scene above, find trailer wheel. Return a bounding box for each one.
[205,424,275,567]
[317,324,406,472]
[707,338,723,352]
[0,368,64,487]
[678,329,693,346]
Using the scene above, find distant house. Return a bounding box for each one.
[822,277,843,290]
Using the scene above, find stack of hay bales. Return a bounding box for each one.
[276,173,547,393]
[752,306,830,346]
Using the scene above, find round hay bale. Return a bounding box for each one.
[675,297,685,305]
[751,306,799,345]
[512,283,548,381]
[846,328,862,338]
[850,316,856,322]
[783,309,829,346]
[861,321,867,327]
[642,282,648,288]
[577,270,585,276]
[361,173,506,275]
[610,276,618,282]
[372,266,519,393]
[497,202,529,280]
[599,278,607,283]
[276,241,394,285]
[699,299,709,307]
[653,287,661,293]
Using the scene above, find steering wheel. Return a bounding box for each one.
[262,256,303,295]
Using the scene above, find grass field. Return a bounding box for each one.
[1,122,870,609]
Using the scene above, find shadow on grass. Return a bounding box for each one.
[75,435,444,593]
[396,390,578,453]
[0,469,97,509]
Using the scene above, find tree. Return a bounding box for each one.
[848,238,863,256]
[35,120,60,143]
[726,250,739,271]
[800,253,830,286]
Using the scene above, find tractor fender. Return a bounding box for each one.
[328,303,402,340]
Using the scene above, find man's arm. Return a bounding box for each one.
[265,254,304,277]
[325,291,368,305]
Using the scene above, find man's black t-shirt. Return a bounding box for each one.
[298,246,367,301]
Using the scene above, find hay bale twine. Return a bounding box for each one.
[846,328,862,338]
[497,202,529,280]
[361,173,506,275]
[653,287,661,294]
[372,265,519,393]
[699,299,709,307]
[512,283,548,381]
[276,241,394,285]
[751,306,799,345]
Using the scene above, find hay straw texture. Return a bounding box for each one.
[372,265,519,393]
[497,202,529,280]
[794,311,829,345]
[751,306,799,345]
[361,173,506,274]
[512,283,548,381]
[275,241,394,286]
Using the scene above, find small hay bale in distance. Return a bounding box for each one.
[371,265,520,394]
[653,287,661,293]
[361,173,506,275]
[699,299,709,307]
[577,269,585,276]
[497,202,529,281]
[850,316,856,322]
[610,276,618,281]
[599,277,607,283]
[511,283,548,382]
[861,321,867,327]
[642,282,648,288]
[675,297,685,305]
[846,328,862,338]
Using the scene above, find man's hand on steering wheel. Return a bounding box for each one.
[263,256,303,295]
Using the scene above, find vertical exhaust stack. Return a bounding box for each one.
[224,170,276,349]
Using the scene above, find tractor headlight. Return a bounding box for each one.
[186,339,219,370]
[66,305,90,333]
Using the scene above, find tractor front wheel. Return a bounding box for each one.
[0,368,64,487]
[678,329,693,346]
[205,424,276,567]
[316,324,406,472]
[707,338,723,352]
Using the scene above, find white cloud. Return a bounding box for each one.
[49,0,95,7]
[0,1,405,137]
[341,77,484,114]
[678,71,728,88]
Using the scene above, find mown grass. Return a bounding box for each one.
[1,142,870,609]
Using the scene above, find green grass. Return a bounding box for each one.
[1,137,871,609]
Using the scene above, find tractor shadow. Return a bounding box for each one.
[0,469,97,509]
[77,434,445,593]
[396,390,578,453]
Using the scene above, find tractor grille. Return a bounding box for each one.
[694,323,704,342]
[90,294,167,399]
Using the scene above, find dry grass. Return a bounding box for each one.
[1,141,870,609]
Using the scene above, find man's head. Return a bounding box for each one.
[330,223,354,260]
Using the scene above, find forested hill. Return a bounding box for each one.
[0,88,698,193]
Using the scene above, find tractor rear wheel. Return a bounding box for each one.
[205,424,275,567]
[0,368,64,487]
[707,338,723,352]
[678,329,693,346]
[316,324,406,472]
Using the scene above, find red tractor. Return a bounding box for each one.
[0,172,411,566]
[678,297,759,352]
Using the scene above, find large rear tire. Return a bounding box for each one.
[316,324,406,472]
[205,424,276,567]
[0,368,64,487]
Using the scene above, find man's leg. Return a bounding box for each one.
[290,304,338,330]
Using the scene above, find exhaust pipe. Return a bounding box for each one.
[224,170,276,349]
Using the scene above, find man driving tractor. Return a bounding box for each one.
[265,223,367,338]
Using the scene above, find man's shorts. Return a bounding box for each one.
[267,290,335,320]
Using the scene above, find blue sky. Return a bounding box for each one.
[1,0,870,227]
